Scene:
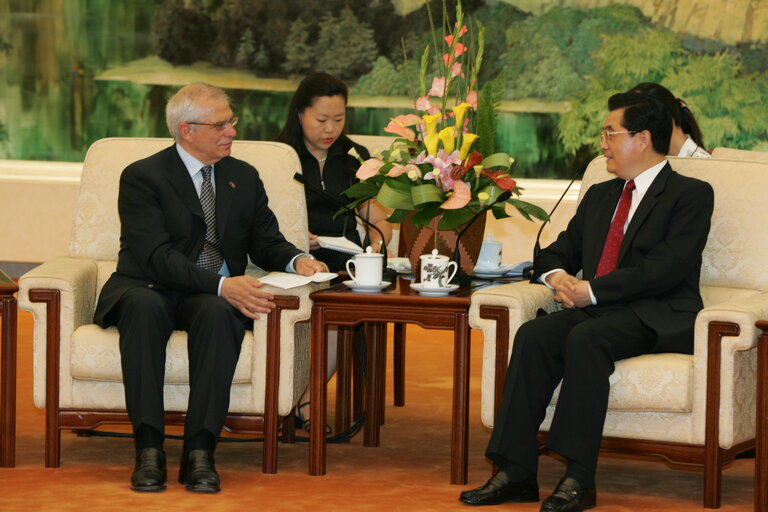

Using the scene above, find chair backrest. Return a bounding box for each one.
[69,138,308,261]
[577,155,768,292]
[348,134,397,156]
[710,146,768,162]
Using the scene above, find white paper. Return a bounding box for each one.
[315,235,363,255]
[257,272,337,290]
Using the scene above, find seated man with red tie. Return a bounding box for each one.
[459,92,714,511]
[93,82,326,494]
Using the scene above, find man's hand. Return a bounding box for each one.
[546,271,592,308]
[220,275,275,320]
[295,255,328,276]
[308,232,320,251]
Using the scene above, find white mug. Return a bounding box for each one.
[346,248,384,285]
[476,235,502,270]
[419,249,458,289]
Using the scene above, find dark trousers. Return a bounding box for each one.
[112,286,246,441]
[486,305,656,477]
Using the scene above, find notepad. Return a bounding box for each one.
[257,272,337,290]
[315,235,364,255]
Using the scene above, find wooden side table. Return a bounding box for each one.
[309,277,474,484]
[0,269,18,467]
[756,321,768,512]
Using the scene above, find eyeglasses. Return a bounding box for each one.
[600,129,637,145]
[188,116,239,131]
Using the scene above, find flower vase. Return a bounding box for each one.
[400,212,487,282]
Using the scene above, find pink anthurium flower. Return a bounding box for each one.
[441,180,471,209]
[356,158,385,180]
[384,120,415,141]
[387,163,419,178]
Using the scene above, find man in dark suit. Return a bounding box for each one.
[93,83,326,493]
[459,93,714,510]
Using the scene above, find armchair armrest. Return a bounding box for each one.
[469,281,556,427]
[17,257,98,409]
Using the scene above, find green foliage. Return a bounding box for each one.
[594,29,684,89]
[354,57,414,96]
[475,76,504,156]
[152,4,216,65]
[315,7,378,80]
[282,18,313,75]
[0,33,11,55]
[235,28,256,69]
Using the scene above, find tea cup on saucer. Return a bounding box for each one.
[419,249,458,289]
[346,247,384,285]
[475,235,502,271]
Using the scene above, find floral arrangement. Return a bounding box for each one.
[342,1,547,231]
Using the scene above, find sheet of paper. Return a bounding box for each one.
[315,235,363,255]
[257,272,337,290]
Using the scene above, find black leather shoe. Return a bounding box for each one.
[459,470,539,506]
[179,449,221,493]
[540,477,596,512]
[130,447,167,492]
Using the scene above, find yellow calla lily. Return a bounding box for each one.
[452,102,471,130]
[423,113,441,138]
[424,133,439,156]
[438,126,456,154]
[458,133,479,160]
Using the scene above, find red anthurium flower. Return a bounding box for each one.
[482,169,517,191]
[450,150,483,181]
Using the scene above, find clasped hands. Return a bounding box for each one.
[546,271,592,309]
[220,255,327,319]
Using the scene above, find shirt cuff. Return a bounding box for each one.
[217,276,225,296]
[539,268,565,288]
[287,253,315,273]
[588,283,597,305]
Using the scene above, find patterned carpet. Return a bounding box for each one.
[0,311,755,511]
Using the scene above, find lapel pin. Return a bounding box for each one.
[229,181,236,189]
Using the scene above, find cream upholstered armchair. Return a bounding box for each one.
[469,155,768,508]
[17,138,314,472]
[710,146,768,162]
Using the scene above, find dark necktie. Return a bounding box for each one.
[196,165,224,272]
[595,180,635,277]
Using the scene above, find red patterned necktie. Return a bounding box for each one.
[595,180,635,277]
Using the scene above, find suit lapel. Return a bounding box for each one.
[618,163,671,263]
[166,147,204,219]
[214,159,235,238]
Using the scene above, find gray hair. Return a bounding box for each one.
[165,82,231,141]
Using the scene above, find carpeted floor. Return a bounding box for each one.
[0,311,755,511]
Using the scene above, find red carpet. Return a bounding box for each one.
[0,311,755,511]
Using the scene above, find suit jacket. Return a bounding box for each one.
[532,163,714,354]
[94,145,303,326]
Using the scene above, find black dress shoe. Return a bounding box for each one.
[459,470,539,506]
[540,477,596,512]
[130,447,167,492]
[179,449,221,493]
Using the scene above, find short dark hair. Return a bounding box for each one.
[608,92,673,155]
[274,72,349,149]
[625,82,705,149]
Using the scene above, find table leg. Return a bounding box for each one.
[756,322,768,512]
[309,306,328,476]
[393,323,406,407]
[0,292,17,468]
[335,326,353,435]
[451,312,471,485]
[364,322,384,447]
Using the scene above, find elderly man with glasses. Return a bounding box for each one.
[93,82,326,494]
[459,92,714,511]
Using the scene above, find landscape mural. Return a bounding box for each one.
[1,0,767,178]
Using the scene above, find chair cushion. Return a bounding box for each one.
[551,353,693,412]
[70,324,253,384]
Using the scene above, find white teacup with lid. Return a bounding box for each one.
[476,235,502,270]
[346,246,384,286]
[419,249,458,289]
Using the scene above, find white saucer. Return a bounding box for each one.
[472,266,508,278]
[343,280,391,293]
[409,282,459,296]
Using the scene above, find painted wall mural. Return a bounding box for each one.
[0,0,766,178]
